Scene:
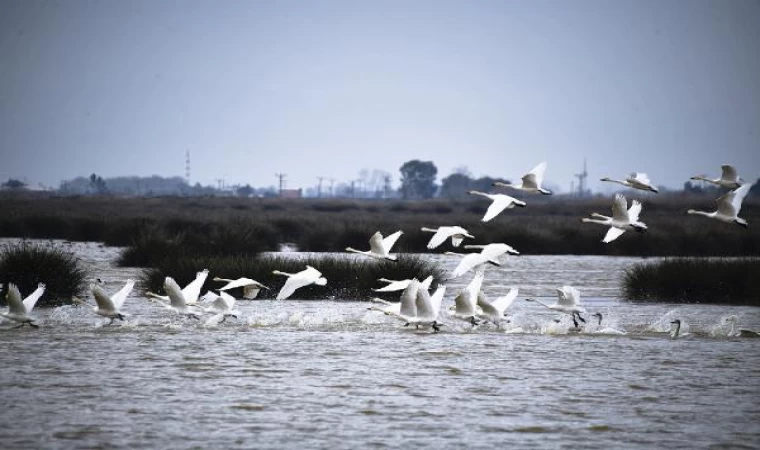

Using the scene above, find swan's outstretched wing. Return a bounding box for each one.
[22,283,46,312]
[399,279,419,318]
[627,200,642,223]
[455,272,483,316]
[426,227,452,249]
[721,164,739,183]
[556,286,580,307]
[368,232,385,254]
[5,284,27,315]
[628,173,651,186]
[373,279,411,292]
[720,183,752,216]
[219,291,236,310]
[522,161,547,189]
[415,286,435,320]
[164,277,187,308]
[491,288,519,315]
[303,265,324,282]
[217,278,254,291]
[381,230,403,253]
[602,227,626,243]
[429,286,447,317]
[182,269,209,304]
[110,279,135,310]
[92,285,116,313]
[451,253,486,278]
[611,194,628,222]
[276,276,304,300]
[482,196,513,222]
[242,285,262,299]
[419,276,434,291]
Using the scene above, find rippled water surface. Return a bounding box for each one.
[1,240,759,449]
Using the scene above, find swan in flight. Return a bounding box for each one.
[370,278,420,321]
[413,285,447,332]
[272,265,327,300]
[600,173,659,193]
[444,251,501,269]
[87,279,135,325]
[582,194,647,242]
[687,183,752,228]
[345,230,403,261]
[450,243,519,278]
[525,286,586,327]
[492,162,552,195]
[476,288,519,329]
[146,269,209,306]
[150,277,205,319]
[467,191,526,222]
[690,164,743,189]
[449,271,485,326]
[1,283,45,328]
[372,275,433,292]
[202,291,239,325]
[420,226,474,249]
[213,277,270,299]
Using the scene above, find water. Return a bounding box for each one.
[1,240,759,449]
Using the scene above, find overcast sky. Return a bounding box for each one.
[1,0,759,193]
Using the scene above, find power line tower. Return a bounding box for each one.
[328,178,335,198]
[185,150,191,185]
[275,173,286,196]
[383,175,391,199]
[575,158,588,197]
[317,176,325,198]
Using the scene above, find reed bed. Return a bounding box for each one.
[623,258,760,305]
[141,254,446,301]
[0,242,88,307]
[1,192,758,257]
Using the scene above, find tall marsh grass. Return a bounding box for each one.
[623,258,760,305]
[142,254,446,301]
[0,242,88,307]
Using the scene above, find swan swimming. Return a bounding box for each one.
[345,230,403,261]
[420,225,474,249]
[600,173,659,193]
[476,287,519,329]
[467,190,526,222]
[492,161,552,195]
[686,183,752,228]
[1,283,45,328]
[690,164,743,190]
[525,286,586,327]
[213,277,270,299]
[146,269,209,306]
[84,279,135,325]
[582,194,647,242]
[272,265,327,300]
[450,243,519,278]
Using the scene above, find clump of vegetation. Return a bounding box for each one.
[142,254,445,301]
[623,258,760,305]
[0,242,88,307]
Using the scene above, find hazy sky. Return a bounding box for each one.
[1,0,759,193]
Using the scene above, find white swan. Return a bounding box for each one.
[372,275,433,292]
[272,265,327,300]
[146,269,209,306]
[444,251,502,269]
[412,285,447,332]
[370,278,420,322]
[687,183,752,227]
[345,230,403,261]
[152,277,205,319]
[600,173,659,193]
[202,291,239,325]
[450,243,519,278]
[525,286,586,327]
[213,277,270,299]
[690,164,743,189]
[492,161,552,195]
[1,283,45,328]
[449,271,485,325]
[88,279,135,325]
[420,226,474,249]
[476,287,519,329]
[467,190,526,222]
[581,194,647,242]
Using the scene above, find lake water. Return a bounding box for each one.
[1,240,759,449]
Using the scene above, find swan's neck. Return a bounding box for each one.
[671,322,681,338]
[345,247,366,255]
[213,277,232,283]
[530,299,552,310]
[468,190,488,198]
[687,209,712,218]
[602,178,628,187]
[691,176,717,184]
[272,270,294,277]
[582,218,609,225]
[420,227,437,233]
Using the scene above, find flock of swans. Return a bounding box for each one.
[1,163,757,337]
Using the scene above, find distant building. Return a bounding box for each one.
[279,188,302,199]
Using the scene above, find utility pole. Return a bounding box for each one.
[215,178,225,191]
[383,175,391,199]
[350,180,356,198]
[317,176,325,198]
[328,178,335,198]
[575,158,588,197]
[275,173,286,196]
[185,150,191,185]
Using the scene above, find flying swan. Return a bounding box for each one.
[346,230,403,261]
[492,161,552,195]
[582,194,647,242]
